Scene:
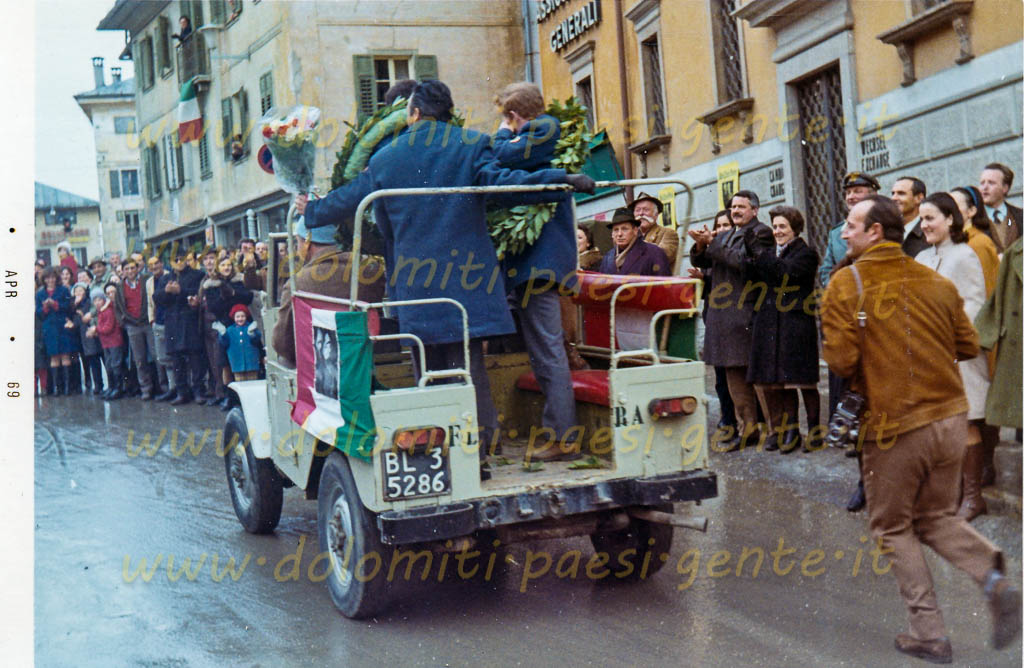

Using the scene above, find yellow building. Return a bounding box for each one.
[98,0,529,253]
[534,0,1023,259]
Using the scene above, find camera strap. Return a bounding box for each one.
[849,263,868,390]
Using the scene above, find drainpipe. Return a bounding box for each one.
[521,0,541,84]
[614,0,634,202]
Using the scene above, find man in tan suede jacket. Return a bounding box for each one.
[822,194,1020,664]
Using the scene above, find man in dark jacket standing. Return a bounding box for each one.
[294,80,594,463]
[114,257,156,400]
[598,208,671,276]
[153,253,207,405]
[689,190,774,449]
[891,176,929,258]
[492,82,579,460]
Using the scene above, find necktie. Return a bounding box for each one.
[994,211,1002,225]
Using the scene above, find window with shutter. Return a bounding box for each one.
[199,134,212,179]
[209,0,226,25]
[191,0,204,27]
[259,71,273,116]
[163,135,185,190]
[412,54,438,81]
[144,145,161,199]
[122,169,139,196]
[109,170,121,199]
[157,16,171,72]
[353,55,376,121]
[221,97,233,160]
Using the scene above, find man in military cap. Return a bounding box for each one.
[598,208,671,276]
[630,192,678,272]
[819,171,880,286]
[88,256,116,290]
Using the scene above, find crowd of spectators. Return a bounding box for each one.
[34,238,271,408]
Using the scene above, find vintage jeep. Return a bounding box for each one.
[223,179,717,618]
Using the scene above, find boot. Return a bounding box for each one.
[564,340,589,371]
[54,366,67,396]
[846,479,866,512]
[67,361,81,394]
[779,427,802,454]
[957,443,987,521]
[980,424,999,487]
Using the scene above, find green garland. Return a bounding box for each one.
[487,96,593,259]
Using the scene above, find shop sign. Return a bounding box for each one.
[544,0,601,53]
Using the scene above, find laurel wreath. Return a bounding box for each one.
[487,96,592,260]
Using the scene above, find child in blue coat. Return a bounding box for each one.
[213,304,262,382]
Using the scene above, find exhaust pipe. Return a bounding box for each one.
[628,508,708,532]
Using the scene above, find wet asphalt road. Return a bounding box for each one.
[35,393,1021,667]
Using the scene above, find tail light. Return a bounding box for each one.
[648,396,698,420]
[393,426,447,452]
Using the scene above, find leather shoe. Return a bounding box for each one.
[155,389,176,402]
[139,392,153,401]
[846,481,866,512]
[894,634,952,664]
[169,394,192,406]
[104,389,123,401]
[763,432,780,451]
[779,428,801,454]
[986,571,1022,650]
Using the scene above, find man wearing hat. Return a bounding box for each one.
[271,217,386,367]
[88,256,114,290]
[598,208,672,276]
[819,171,881,287]
[630,192,678,272]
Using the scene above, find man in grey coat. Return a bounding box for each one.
[689,190,774,449]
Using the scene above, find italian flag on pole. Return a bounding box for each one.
[177,79,203,143]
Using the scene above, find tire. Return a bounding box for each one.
[224,407,283,534]
[590,505,674,581]
[317,451,390,619]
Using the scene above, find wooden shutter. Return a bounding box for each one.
[413,54,438,81]
[209,0,226,25]
[109,170,121,199]
[353,55,376,120]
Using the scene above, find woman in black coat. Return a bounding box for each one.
[745,205,821,453]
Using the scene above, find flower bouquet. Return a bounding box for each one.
[260,105,322,194]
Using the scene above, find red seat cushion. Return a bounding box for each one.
[516,369,610,406]
[573,271,696,311]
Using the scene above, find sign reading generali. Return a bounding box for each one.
[540,0,602,53]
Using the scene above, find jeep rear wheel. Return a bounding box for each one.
[224,407,283,534]
[318,451,390,618]
[590,504,674,581]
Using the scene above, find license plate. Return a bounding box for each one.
[382,447,451,501]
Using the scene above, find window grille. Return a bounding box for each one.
[576,77,595,130]
[714,0,744,101]
[795,65,847,264]
[641,36,666,136]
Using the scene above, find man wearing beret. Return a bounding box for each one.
[598,208,671,276]
[630,193,678,272]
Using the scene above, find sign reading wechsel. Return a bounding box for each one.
[544,0,602,53]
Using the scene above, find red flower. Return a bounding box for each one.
[277,125,287,136]
[262,126,272,138]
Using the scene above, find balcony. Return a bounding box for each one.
[176,33,210,86]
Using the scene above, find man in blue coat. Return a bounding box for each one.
[598,208,672,276]
[294,80,594,458]
[492,82,579,460]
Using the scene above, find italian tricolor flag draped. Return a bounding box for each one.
[177,79,202,143]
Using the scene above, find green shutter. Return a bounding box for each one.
[353,55,376,121]
[413,54,438,81]
[109,170,121,199]
[239,88,250,153]
[191,0,204,26]
[209,0,226,25]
